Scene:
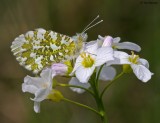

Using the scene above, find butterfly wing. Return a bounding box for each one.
[11,28,76,74]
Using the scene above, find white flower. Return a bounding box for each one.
[71,42,114,83]
[69,77,90,93]
[112,51,153,82]
[98,35,141,52]
[22,68,54,113]
[98,66,116,81]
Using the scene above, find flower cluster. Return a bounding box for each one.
[21,34,153,113]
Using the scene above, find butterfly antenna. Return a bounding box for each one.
[82,15,100,33]
[82,20,103,33]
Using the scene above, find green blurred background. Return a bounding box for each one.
[0,0,160,123]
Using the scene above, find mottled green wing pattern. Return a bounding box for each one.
[11,28,76,74]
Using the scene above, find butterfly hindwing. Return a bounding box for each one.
[11,28,76,74]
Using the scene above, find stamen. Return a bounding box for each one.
[129,51,139,64]
[82,54,95,68]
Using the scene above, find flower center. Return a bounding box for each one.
[128,51,139,64]
[81,53,95,68]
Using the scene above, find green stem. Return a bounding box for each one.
[100,72,124,98]
[57,83,94,96]
[63,98,101,116]
[96,65,104,86]
[90,70,107,123]
[93,84,107,123]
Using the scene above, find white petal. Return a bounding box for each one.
[95,47,114,66]
[40,68,53,82]
[51,63,68,76]
[22,83,38,94]
[33,89,50,102]
[34,101,40,113]
[24,75,44,88]
[138,58,149,68]
[114,42,141,52]
[113,37,121,43]
[99,66,116,81]
[102,36,113,47]
[97,39,103,47]
[97,35,105,47]
[75,66,95,83]
[131,64,152,82]
[84,41,98,54]
[114,51,128,59]
[98,35,105,40]
[114,51,130,64]
[106,57,121,66]
[69,77,90,93]
[70,56,83,75]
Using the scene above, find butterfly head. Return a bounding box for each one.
[72,33,88,43]
[72,15,103,55]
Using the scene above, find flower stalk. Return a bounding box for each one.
[100,72,124,98]
[90,69,108,123]
[63,98,101,116]
[57,83,94,96]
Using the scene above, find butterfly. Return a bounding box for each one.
[11,15,103,74]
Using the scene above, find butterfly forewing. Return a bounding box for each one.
[11,29,76,74]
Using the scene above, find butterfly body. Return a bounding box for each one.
[11,28,87,74]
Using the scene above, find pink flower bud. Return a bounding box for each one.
[102,36,113,47]
[51,63,68,76]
